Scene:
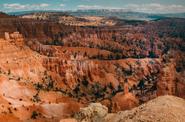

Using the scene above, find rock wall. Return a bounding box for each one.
[5,32,25,47]
[0,13,185,120]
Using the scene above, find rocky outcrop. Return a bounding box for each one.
[5,32,25,47]
[74,95,185,122]
[111,93,139,112]
[74,103,108,122]
[104,95,185,122]
[157,63,176,96]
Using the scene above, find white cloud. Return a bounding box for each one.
[3,3,28,10]
[39,3,49,7]
[60,4,65,7]
[77,3,185,13]
[3,3,50,11]
[77,5,102,9]
[125,3,185,13]
[77,5,122,10]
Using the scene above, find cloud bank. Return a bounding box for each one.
[3,3,50,11]
[2,2,185,13]
[77,3,185,13]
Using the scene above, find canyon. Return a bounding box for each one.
[0,12,184,121]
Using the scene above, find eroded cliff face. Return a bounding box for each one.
[0,13,184,121]
[51,29,162,59]
[0,15,73,40]
[0,32,163,121]
[24,24,184,114]
[0,33,82,121]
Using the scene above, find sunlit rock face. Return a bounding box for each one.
[72,96,185,122]
[0,33,81,121]
[0,12,184,121]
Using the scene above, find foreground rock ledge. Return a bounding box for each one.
[72,95,185,122]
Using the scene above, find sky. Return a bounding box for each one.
[0,0,185,13]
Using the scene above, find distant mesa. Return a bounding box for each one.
[0,12,14,18]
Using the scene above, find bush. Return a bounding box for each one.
[114,53,122,60]
[47,81,54,90]
[138,79,145,90]
[82,77,89,86]
[31,111,38,119]
[32,93,41,102]
[34,83,43,90]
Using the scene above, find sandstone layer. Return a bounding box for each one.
[0,12,184,121]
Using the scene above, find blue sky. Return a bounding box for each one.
[0,0,185,13]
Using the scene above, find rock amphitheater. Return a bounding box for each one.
[0,12,184,122]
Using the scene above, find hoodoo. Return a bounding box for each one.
[0,3,184,121]
[4,32,25,47]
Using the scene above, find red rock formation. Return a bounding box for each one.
[0,12,184,120]
[111,93,139,112]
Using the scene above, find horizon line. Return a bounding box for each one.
[3,9,185,15]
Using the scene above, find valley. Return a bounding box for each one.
[0,12,184,121]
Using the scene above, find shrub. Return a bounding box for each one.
[82,77,89,87]
[149,51,157,58]
[138,79,145,90]
[34,83,44,91]
[31,111,38,119]
[32,93,41,102]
